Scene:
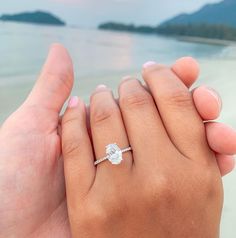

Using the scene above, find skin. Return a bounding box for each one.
[62,65,224,237]
[0,44,234,238]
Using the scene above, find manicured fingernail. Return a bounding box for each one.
[68,96,79,108]
[95,84,107,91]
[122,75,135,83]
[143,61,157,69]
[206,87,222,111]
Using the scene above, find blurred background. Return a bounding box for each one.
[0,0,235,237]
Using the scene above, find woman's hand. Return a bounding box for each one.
[172,58,235,176]
[62,63,223,237]
[0,43,233,238]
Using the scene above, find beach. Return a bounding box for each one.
[0,22,235,237]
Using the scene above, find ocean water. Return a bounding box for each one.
[0,22,235,237]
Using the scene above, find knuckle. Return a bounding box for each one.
[161,87,193,108]
[81,203,109,227]
[153,175,174,200]
[43,71,72,93]
[62,114,77,127]
[62,139,82,157]
[62,115,84,157]
[196,168,223,200]
[120,90,153,109]
[79,194,127,229]
[91,105,119,126]
[141,173,175,205]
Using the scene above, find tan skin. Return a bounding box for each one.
[0,44,234,237]
[62,65,223,238]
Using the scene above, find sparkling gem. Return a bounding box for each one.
[106,143,123,165]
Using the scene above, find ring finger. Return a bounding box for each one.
[90,85,133,180]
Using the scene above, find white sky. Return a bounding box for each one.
[0,0,221,27]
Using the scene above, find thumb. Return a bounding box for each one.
[172,57,200,88]
[25,43,74,113]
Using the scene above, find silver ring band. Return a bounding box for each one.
[94,143,132,166]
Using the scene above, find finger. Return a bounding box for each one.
[90,85,132,177]
[119,78,175,167]
[171,57,200,88]
[25,43,74,113]
[145,60,213,121]
[142,63,210,161]
[142,57,199,91]
[205,122,236,155]
[62,96,95,205]
[216,154,235,176]
[193,86,222,121]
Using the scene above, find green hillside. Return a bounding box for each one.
[0,11,65,26]
[161,0,236,27]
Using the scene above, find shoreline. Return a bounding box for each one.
[176,36,236,46]
[98,28,236,46]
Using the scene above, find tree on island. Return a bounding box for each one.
[98,0,236,41]
[98,22,236,41]
[0,11,65,26]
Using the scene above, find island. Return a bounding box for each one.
[0,11,66,26]
[98,22,236,42]
[98,0,236,42]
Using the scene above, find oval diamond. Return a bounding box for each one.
[106,143,123,165]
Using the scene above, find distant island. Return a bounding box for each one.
[99,22,236,42]
[98,0,236,42]
[0,11,65,26]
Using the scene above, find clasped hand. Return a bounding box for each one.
[0,44,235,238]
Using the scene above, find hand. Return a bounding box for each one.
[62,63,223,237]
[0,44,73,238]
[0,44,234,238]
[172,58,235,175]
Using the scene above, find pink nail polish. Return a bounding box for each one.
[96,84,107,89]
[68,96,79,108]
[143,61,157,69]
[95,84,107,92]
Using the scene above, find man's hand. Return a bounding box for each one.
[0,44,73,238]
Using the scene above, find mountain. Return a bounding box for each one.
[98,0,236,42]
[161,0,236,27]
[0,11,65,26]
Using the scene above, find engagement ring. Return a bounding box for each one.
[94,143,132,166]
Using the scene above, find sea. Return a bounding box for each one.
[0,22,235,237]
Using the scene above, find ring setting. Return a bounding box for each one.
[94,143,132,166]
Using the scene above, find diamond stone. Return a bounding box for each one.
[106,144,123,165]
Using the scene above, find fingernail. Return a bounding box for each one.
[95,84,107,91]
[68,96,79,108]
[122,75,135,83]
[206,87,222,111]
[143,61,157,69]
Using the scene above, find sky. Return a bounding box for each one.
[0,0,221,27]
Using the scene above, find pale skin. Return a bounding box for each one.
[0,44,235,238]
